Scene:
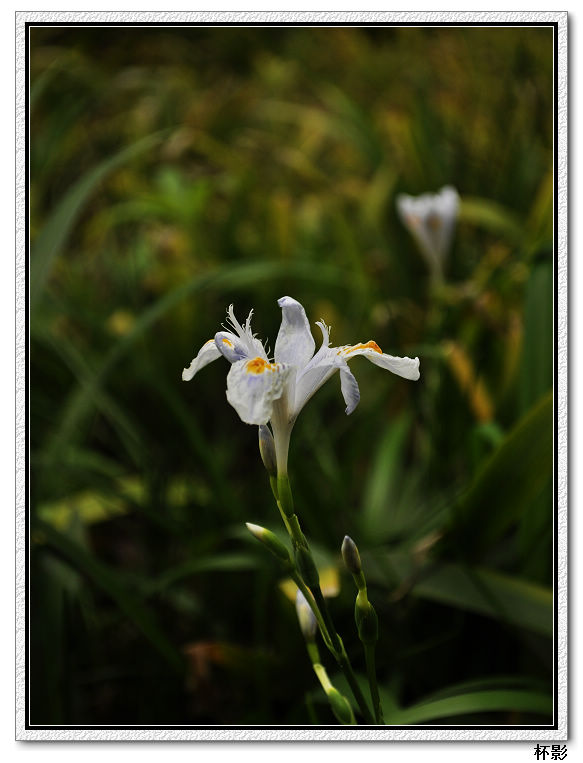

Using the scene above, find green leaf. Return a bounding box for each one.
[526,170,553,254]
[366,551,552,637]
[516,263,553,581]
[384,688,552,724]
[331,671,551,725]
[360,412,412,542]
[319,84,384,166]
[147,553,262,594]
[450,391,552,554]
[33,324,143,466]
[417,675,549,702]
[459,197,525,243]
[30,131,165,312]
[520,263,553,414]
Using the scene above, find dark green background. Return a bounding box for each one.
[30,25,554,726]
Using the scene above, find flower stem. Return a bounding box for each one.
[311,585,375,725]
[291,571,334,653]
[341,537,384,725]
[364,643,384,724]
[305,641,356,725]
[273,470,374,723]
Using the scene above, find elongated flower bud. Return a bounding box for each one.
[295,589,318,640]
[327,688,356,725]
[342,535,366,591]
[341,535,361,575]
[258,425,277,477]
[246,523,291,563]
[355,590,379,645]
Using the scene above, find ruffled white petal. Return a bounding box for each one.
[339,342,420,381]
[182,339,222,381]
[214,331,252,363]
[274,296,316,367]
[183,299,420,432]
[224,305,267,360]
[226,357,290,425]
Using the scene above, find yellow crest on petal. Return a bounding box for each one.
[339,340,383,357]
[246,357,277,374]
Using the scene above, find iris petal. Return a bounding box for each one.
[224,305,267,360]
[339,363,361,415]
[362,350,420,380]
[274,296,316,367]
[293,322,340,415]
[340,342,420,381]
[226,357,290,425]
[182,340,222,381]
[214,331,252,363]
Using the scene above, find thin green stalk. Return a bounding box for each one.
[273,471,374,723]
[311,586,374,724]
[291,571,334,653]
[364,643,384,724]
[341,536,384,725]
[306,643,356,725]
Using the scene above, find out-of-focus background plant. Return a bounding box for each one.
[30,25,554,725]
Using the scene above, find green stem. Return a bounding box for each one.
[291,571,334,652]
[275,499,293,536]
[311,586,375,724]
[273,469,374,724]
[364,643,384,724]
[307,642,356,725]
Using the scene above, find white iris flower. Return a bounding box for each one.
[182,297,419,474]
[396,186,459,281]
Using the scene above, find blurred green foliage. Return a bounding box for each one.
[30,25,554,726]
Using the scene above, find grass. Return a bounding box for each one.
[29,24,554,726]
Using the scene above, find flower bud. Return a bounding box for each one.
[294,545,320,588]
[327,688,355,725]
[341,535,362,575]
[246,523,290,563]
[258,425,277,477]
[355,590,378,646]
[295,589,318,640]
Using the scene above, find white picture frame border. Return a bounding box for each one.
[15,10,568,742]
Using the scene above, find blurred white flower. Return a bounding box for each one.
[396,186,460,281]
[182,297,419,473]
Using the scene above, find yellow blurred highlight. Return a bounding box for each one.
[444,341,494,423]
[107,309,136,337]
[38,476,145,531]
[501,310,524,395]
[279,565,340,601]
